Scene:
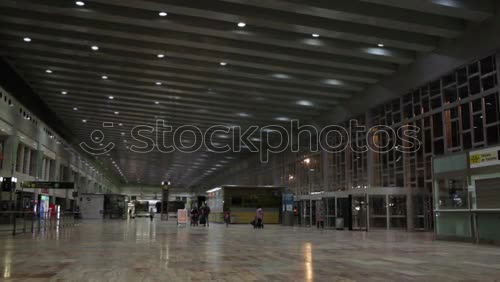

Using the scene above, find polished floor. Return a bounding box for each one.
[0,219,499,281]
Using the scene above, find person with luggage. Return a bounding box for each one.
[190,207,199,226]
[255,206,264,229]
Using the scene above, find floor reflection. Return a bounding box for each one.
[0,220,499,281]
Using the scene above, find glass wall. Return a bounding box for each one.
[369,195,387,228]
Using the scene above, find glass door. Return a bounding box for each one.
[352,195,367,231]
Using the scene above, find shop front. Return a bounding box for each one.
[433,146,500,244]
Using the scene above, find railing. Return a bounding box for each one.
[0,211,79,236]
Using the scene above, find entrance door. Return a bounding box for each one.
[336,197,350,230]
[351,195,368,231]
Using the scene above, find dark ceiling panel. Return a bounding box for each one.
[0,0,490,188]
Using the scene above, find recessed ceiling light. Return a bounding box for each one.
[91,45,99,51]
[275,117,290,122]
[73,107,78,111]
[237,112,251,117]
[23,37,31,42]
[101,75,108,80]
[324,79,343,86]
[297,100,313,107]
[119,123,123,126]
[272,73,291,79]
[377,43,384,47]
[220,62,227,66]
[61,91,68,95]
[157,54,165,58]
[154,101,160,105]
[82,119,87,123]
[75,1,85,6]
[155,82,162,86]
[159,11,168,17]
[312,33,320,38]
[108,96,114,100]
[46,69,52,73]
[237,22,246,28]
[114,111,119,115]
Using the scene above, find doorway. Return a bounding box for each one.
[351,195,368,231]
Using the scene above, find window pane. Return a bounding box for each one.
[473,114,484,143]
[484,93,499,124]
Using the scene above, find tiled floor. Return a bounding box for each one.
[0,219,499,281]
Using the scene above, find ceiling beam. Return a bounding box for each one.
[360,0,494,22]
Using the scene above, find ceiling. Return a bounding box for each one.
[0,0,494,188]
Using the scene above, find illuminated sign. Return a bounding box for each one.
[470,146,500,168]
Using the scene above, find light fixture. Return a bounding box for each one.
[159,11,168,17]
[154,101,160,105]
[157,54,165,58]
[114,111,119,115]
[275,117,290,122]
[156,82,162,86]
[108,96,114,100]
[23,37,31,42]
[82,119,87,123]
[297,100,313,107]
[377,43,384,47]
[73,107,78,111]
[272,73,291,79]
[304,158,310,164]
[312,33,320,38]
[237,112,250,117]
[61,91,68,95]
[118,123,123,126]
[220,62,227,66]
[206,187,221,193]
[75,1,85,6]
[323,79,343,86]
[237,22,246,28]
[46,69,53,73]
[91,45,99,51]
[101,75,108,80]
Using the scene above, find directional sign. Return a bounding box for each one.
[22,181,75,189]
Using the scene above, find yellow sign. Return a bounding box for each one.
[470,147,500,168]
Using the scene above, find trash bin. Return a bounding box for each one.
[336,217,344,230]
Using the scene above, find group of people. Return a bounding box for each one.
[190,204,211,226]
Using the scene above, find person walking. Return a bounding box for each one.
[316,201,325,229]
[255,206,264,229]
[190,206,199,226]
[224,210,231,227]
[203,204,211,227]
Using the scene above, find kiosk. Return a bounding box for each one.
[433,145,500,244]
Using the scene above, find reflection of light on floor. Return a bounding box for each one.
[303,242,313,281]
[3,250,11,278]
[160,245,170,265]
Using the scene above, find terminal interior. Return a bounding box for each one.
[1,0,500,281]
